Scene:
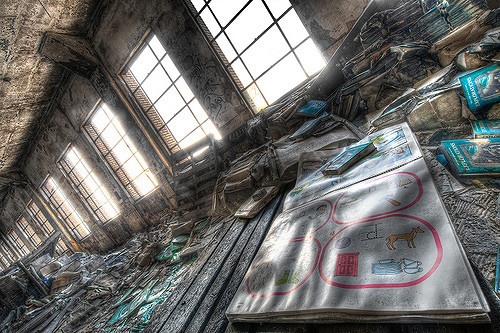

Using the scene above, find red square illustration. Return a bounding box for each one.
[334,252,359,277]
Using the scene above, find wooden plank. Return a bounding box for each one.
[155,215,250,333]
[144,217,246,333]
[154,214,252,332]
[203,194,284,333]
[143,217,237,332]
[185,193,283,333]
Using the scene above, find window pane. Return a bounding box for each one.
[230,59,252,87]
[42,177,91,239]
[141,65,171,102]
[179,127,206,149]
[175,77,194,101]
[149,36,166,59]
[278,9,309,47]
[102,125,121,149]
[209,0,248,27]
[188,99,209,123]
[215,34,237,63]
[168,110,198,142]
[245,83,267,110]
[123,157,144,179]
[155,86,186,123]
[133,173,156,196]
[161,54,181,80]
[225,0,273,53]
[200,8,221,36]
[294,38,326,76]
[130,47,157,83]
[266,0,291,18]
[240,26,288,78]
[257,53,306,103]
[191,0,205,11]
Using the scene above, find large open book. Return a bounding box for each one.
[226,123,489,323]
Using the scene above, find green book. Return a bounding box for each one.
[472,119,500,139]
[440,138,500,176]
[321,142,375,175]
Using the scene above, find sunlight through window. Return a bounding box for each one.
[84,103,158,200]
[59,146,120,223]
[41,177,91,240]
[123,34,221,156]
[7,230,29,257]
[187,0,326,110]
[16,216,42,248]
[26,200,54,236]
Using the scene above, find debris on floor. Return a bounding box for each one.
[0,215,223,332]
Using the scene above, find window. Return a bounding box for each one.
[41,177,91,240]
[56,239,69,256]
[84,103,158,200]
[122,34,221,155]
[0,255,7,269]
[59,146,120,223]
[0,241,16,262]
[26,200,54,236]
[16,216,42,248]
[187,0,326,110]
[7,230,29,257]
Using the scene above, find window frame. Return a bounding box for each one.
[39,175,92,241]
[26,199,55,237]
[83,101,159,201]
[183,0,325,110]
[57,144,120,224]
[7,229,29,257]
[15,215,42,248]
[120,31,221,158]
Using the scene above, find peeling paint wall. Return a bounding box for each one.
[292,0,371,58]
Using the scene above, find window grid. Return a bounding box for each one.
[0,255,7,269]
[56,239,69,256]
[26,200,55,237]
[186,0,325,110]
[0,242,16,262]
[41,177,91,240]
[16,216,42,248]
[7,230,29,257]
[122,34,221,156]
[83,104,158,200]
[59,146,120,223]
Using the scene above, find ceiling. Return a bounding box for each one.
[0,0,101,202]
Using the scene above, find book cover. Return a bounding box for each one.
[460,64,500,110]
[290,112,328,140]
[440,138,500,176]
[472,119,500,138]
[296,100,327,118]
[322,142,375,175]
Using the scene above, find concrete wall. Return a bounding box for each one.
[292,0,371,59]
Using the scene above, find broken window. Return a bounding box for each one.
[59,146,120,223]
[122,34,221,156]
[26,200,54,237]
[7,230,29,257]
[40,177,91,240]
[16,216,42,248]
[186,0,326,110]
[84,103,158,200]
